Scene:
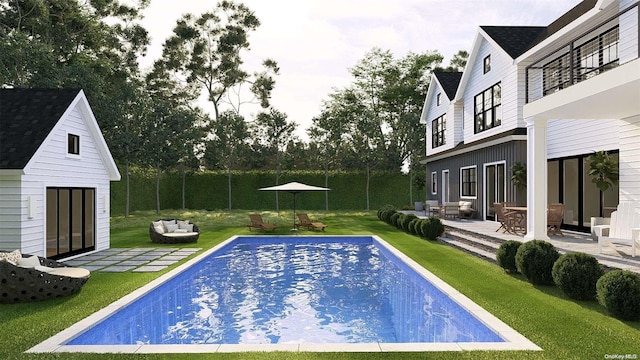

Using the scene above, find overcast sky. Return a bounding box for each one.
[138,0,580,139]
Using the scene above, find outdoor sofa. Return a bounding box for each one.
[0,249,90,303]
[150,219,200,244]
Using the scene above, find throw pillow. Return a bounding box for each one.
[152,221,165,234]
[161,220,176,229]
[17,255,41,268]
[0,249,21,265]
[166,223,179,233]
[178,223,194,232]
[177,220,190,227]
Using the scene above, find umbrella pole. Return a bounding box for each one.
[292,193,297,231]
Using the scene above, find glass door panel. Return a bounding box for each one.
[486,166,496,220]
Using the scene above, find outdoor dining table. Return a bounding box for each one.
[504,206,527,234]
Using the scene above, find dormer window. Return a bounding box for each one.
[68,134,80,155]
[483,55,491,74]
[436,93,442,106]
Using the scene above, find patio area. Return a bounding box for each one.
[404,211,640,274]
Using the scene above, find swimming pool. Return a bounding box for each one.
[29,235,540,353]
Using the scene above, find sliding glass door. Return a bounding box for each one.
[46,188,95,259]
[485,162,506,220]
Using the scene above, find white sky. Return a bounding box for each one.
[138,0,581,139]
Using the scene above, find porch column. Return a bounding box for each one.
[525,117,549,241]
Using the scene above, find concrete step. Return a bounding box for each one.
[445,230,501,254]
[444,225,508,245]
[439,237,497,264]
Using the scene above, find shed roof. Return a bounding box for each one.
[0,89,81,169]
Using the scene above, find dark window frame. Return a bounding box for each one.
[68,133,80,155]
[436,92,442,106]
[483,55,491,74]
[461,166,477,198]
[431,114,446,148]
[474,82,501,134]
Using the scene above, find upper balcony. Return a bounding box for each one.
[524,2,639,120]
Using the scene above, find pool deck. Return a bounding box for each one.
[402,211,640,274]
[62,247,202,272]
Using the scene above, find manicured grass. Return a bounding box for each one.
[1,210,639,359]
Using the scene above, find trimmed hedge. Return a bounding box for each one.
[496,240,522,273]
[420,217,445,241]
[552,252,604,300]
[596,270,640,321]
[400,214,418,233]
[111,169,424,214]
[515,240,560,285]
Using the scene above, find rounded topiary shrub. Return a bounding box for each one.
[515,240,560,285]
[400,214,418,233]
[496,240,522,273]
[415,219,428,238]
[552,252,604,300]
[596,270,640,321]
[390,212,402,228]
[378,205,395,221]
[382,209,397,224]
[420,217,445,241]
[408,218,421,236]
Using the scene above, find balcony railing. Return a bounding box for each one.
[526,2,639,104]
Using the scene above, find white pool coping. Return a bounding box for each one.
[27,235,541,354]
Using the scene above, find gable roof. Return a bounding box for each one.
[0,88,120,180]
[1,89,81,169]
[480,26,547,59]
[433,72,463,100]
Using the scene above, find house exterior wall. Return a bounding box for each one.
[0,174,22,250]
[426,140,527,219]
[462,38,520,143]
[18,103,111,256]
[547,118,620,159]
[424,79,457,155]
[619,114,640,202]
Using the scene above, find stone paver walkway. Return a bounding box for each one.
[62,247,201,272]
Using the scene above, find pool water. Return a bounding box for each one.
[68,236,504,345]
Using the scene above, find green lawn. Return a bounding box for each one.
[1,210,639,360]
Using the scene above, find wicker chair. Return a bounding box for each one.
[149,219,200,244]
[0,252,90,303]
[547,203,565,237]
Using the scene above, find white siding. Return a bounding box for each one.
[424,80,456,155]
[462,38,520,143]
[619,5,639,64]
[0,175,22,251]
[619,114,640,202]
[546,118,620,159]
[20,103,112,256]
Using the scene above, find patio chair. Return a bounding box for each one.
[248,214,278,232]
[0,250,90,303]
[296,213,327,231]
[547,203,565,237]
[494,203,521,234]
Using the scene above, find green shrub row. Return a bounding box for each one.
[496,240,640,321]
[111,169,425,215]
[377,206,444,241]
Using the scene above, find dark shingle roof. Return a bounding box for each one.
[434,72,463,100]
[0,88,80,169]
[480,26,547,59]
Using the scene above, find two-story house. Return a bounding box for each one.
[421,0,639,238]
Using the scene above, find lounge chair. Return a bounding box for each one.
[0,250,90,303]
[150,219,200,244]
[297,213,327,231]
[547,203,565,236]
[248,214,278,232]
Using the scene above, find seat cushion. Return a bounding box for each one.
[47,267,91,279]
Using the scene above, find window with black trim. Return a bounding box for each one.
[474,83,501,133]
[431,114,446,148]
[431,172,437,194]
[461,166,477,197]
[483,55,491,73]
[68,134,80,155]
[436,92,442,106]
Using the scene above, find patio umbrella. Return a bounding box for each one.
[259,181,331,230]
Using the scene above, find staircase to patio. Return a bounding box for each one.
[405,214,640,274]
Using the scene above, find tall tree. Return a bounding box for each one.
[158,0,279,122]
[204,110,250,209]
[251,109,297,211]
